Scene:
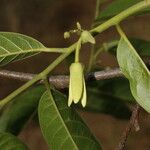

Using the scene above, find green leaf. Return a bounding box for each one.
[38,90,101,150]
[0,85,45,135]
[77,80,132,119]
[0,132,28,150]
[107,39,150,57]
[0,32,45,66]
[83,83,132,119]
[117,37,150,113]
[96,0,150,22]
[131,39,150,56]
[97,78,135,102]
[86,94,131,119]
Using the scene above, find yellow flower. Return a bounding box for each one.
[68,62,87,107]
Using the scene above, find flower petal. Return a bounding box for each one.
[70,63,83,103]
[81,77,87,107]
[68,77,73,106]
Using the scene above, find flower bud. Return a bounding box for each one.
[81,31,95,44]
[76,22,81,30]
[64,32,70,39]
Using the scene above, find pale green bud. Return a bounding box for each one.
[76,22,81,30]
[64,32,70,39]
[81,31,95,44]
[68,62,87,107]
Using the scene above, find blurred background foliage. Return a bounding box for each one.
[0,0,150,149]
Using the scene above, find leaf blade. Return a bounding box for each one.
[0,132,28,150]
[96,0,150,22]
[0,32,45,66]
[107,38,150,57]
[0,85,45,135]
[38,90,101,150]
[85,82,132,119]
[117,37,150,112]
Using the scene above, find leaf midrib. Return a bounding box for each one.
[121,36,150,75]
[46,90,79,150]
[0,48,64,58]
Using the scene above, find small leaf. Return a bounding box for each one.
[38,90,101,150]
[0,85,45,135]
[117,38,150,113]
[0,132,28,150]
[96,0,150,22]
[0,32,45,66]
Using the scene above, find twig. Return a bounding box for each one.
[0,68,123,89]
[115,104,140,150]
[0,64,149,89]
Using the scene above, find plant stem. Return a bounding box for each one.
[43,77,52,96]
[87,0,100,72]
[93,47,104,60]
[0,42,77,107]
[0,0,150,107]
[116,25,126,39]
[115,104,140,150]
[93,40,118,60]
[95,0,101,19]
[90,0,150,35]
[75,39,81,62]
[88,0,150,71]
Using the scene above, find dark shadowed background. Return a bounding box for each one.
[0,0,150,149]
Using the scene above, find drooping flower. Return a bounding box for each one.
[66,27,95,107]
[68,62,87,107]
